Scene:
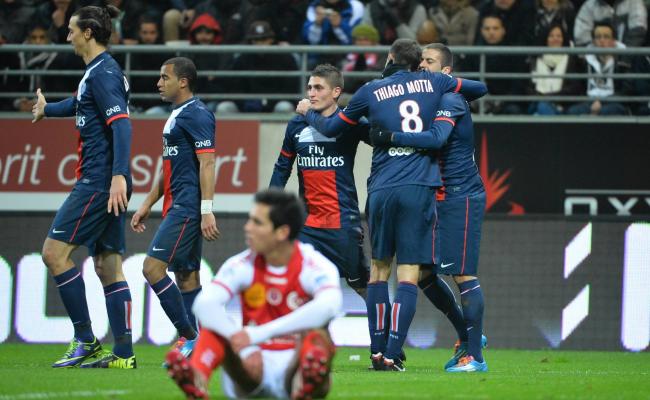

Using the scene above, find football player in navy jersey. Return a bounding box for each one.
[131,57,219,361]
[270,64,370,300]
[370,43,488,372]
[296,38,487,371]
[31,5,135,368]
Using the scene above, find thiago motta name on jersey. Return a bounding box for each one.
[372,79,435,102]
[296,144,344,168]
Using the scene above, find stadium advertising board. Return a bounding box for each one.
[472,122,650,217]
[0,119,258,212]
[0,214,648,352]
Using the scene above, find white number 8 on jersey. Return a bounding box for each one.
[399,100,423,132]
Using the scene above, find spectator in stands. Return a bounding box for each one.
[13,23,56,112]
[461,13,528,114]
[573,0,647,47]
[239,0,309,45]
[217,21,298,113]
[477,0,536,45]
[527,23,584,114]
[342,23,385,93]
[106,0,146,44]
[129,15,173,112]
[192,0,244,44]
[429,0,479,46]
[416,19,439,44]
[1,0,36,44]
[533,0,576,44]
[567,21,630,115]
[362,0,427,44]
[34,0,77,44]
[303,0,364,66]
[161,0,204,42]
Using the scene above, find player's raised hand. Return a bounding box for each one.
[32,88,47,123]
[130,205,150,233]
[296,98,311,115]
[230,329,252,354]
[108,175,128,216]
[201,213,220,241]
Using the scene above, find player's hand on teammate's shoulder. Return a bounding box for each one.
[108,175,128,216]
[296,99,311,116]
[31,88,47,123]
[201,213,220,241]
[369,124,393,147]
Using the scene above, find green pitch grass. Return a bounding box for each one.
[0,344,648,399]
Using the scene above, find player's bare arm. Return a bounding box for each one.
[31,88,47,123]
[131,169,164,233]
[198,152,220,241]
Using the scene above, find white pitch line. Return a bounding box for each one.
[0,390,130,400]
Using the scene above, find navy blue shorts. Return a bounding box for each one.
[147,213,202,272]
[434,192,485,276]
[368,185,438,265]
[48,188,126,256]
[299,226,369,289]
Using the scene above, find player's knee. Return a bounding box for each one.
[142,257,166,283]
[41,243,65,271]
[175,271,200,291]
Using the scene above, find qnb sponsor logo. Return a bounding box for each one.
[195,139,212,148]
[436,110,452,117]
[75,114,86,127]
[388,146,415,156]
[296,154,344,167]
[105,105,122,116]
[163,145,179,157]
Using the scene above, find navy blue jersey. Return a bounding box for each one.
[270,111,369,228]
[72,52,131,192]
[392,92,485,199]
[304,71,486,193]
[161,97,216,218]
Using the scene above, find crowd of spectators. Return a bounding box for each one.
[1,0,649,115]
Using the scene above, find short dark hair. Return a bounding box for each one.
[311,64,344,91]
[389,38,422,71]
[254,188,305,241]
[163,57,197,92]
[592,20,615,39]
[72,5,120,47]
[422,43,453,69]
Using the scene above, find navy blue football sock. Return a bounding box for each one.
[181,286,202,332]
[385,282,418,360]
[366,281,390,354]
[459,279,485,362]
[418,274,467,342]
[104,281,133,358]
[151,276,196,340]
[53,267,94,342]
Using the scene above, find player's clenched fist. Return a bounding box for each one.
[32,88,47,123]
[296,98,311,115]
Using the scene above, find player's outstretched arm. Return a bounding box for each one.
[192,280,240,339]
[198,152,220,241]
[130,169,164,233]
[455,78,488,102]
[244,287,342,346]
[32,89,76,122]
